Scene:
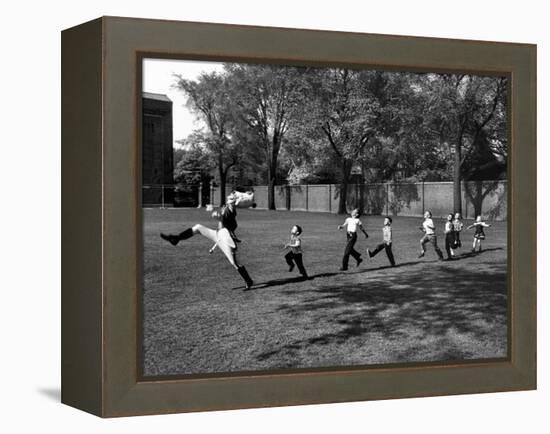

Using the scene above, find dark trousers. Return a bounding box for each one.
[342,232,361,269]
[420,234,444,259]
[370,242,396,266]
[284,251,308,277]
[454,232,462,248]
[445,233,455,259]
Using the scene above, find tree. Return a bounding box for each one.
[173,72,239,205]
[356,72,431,182]
[421,74,507,214]
[173,132,214,185]
[225,64,307,209]
[172,134,215,206]
[303,68,382,214]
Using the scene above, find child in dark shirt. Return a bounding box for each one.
[467,216,491,253]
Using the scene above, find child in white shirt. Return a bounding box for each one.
[338,208,369,271]
[418,211,444,260]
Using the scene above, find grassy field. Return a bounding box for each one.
[142,208,507,377]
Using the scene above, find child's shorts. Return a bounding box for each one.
[474,233,486,240]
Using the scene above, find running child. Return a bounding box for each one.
[338,208,368,271]
[366,216,396,267]
[159,192,254,289]
[418,211,444,260]
[467,216,492,253]
[283,225,309,279]
[444,213,456,260]
[453,212,464,249]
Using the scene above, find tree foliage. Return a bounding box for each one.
[173,71,239,205]
[224,64,309,209]
[416,74,507,212]
[172,64,507,213]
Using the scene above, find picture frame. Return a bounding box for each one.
[61,16,536,417]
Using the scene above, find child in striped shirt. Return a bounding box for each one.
[453,212,464,249]
[367,216,396,267]
[444,213,456,260]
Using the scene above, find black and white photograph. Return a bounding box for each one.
[141,58,508,377]
[3,0,546,430]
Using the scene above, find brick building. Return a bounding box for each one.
[142,92,174,206]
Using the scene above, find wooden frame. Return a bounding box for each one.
[61,16,536,417]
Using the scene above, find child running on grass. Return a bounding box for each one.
[453,212,464,249]
[444,213,456,260]
[338,208,369,271]
[467,216,492,253]
[418,211,444,260]
[283,225,309,279]
[366,216,396,267]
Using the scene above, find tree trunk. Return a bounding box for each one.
[267,151,278,210]
[266,155,276,210]
[358,182,365,214]
[267,173,276,210]
[453,141,462,214]
[202,176,211,206]
[218,165,226,207]
[338,160,351,214]
[473,180,483,217]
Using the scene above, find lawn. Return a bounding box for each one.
[142,208,508,377]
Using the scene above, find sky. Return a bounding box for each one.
[142,58,224,148]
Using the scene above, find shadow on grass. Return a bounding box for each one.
[244,276,308,291]
[233,250,505,291]
[256,260,507,363]
[452,247,504,260]
[236,261,429,291]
